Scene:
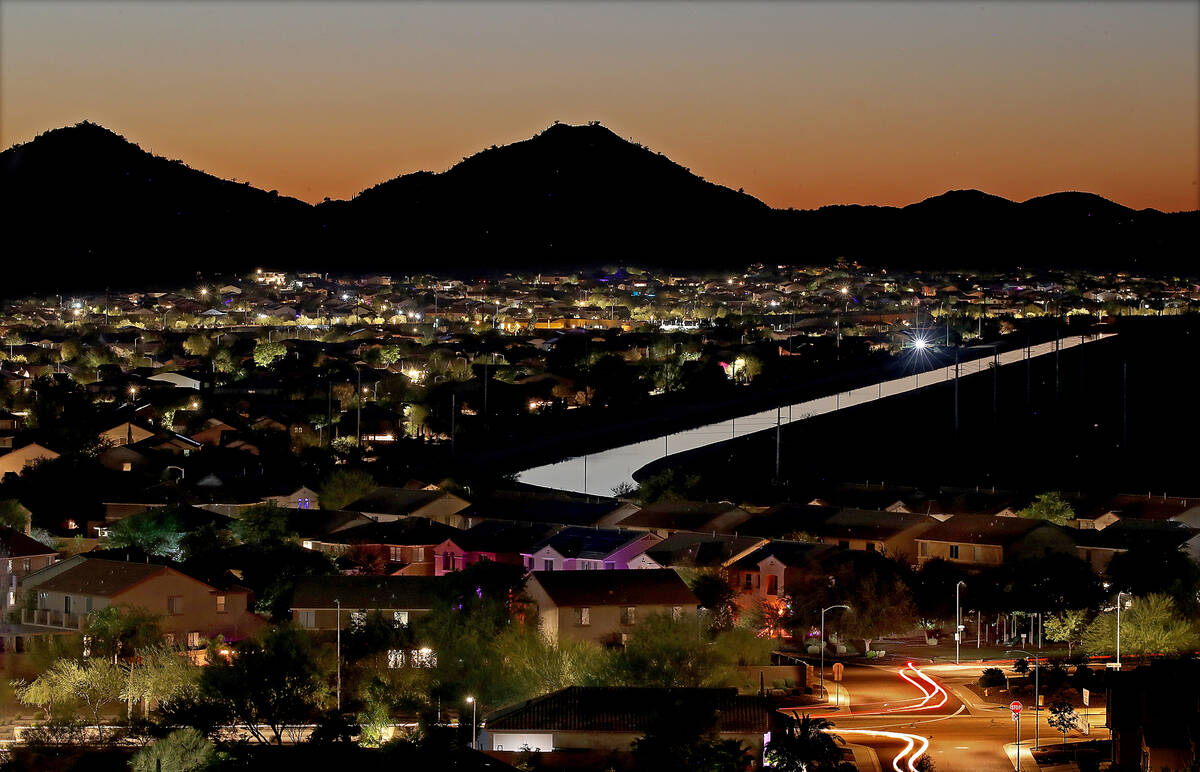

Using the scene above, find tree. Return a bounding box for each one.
[1017,492,1075,526]
[1047,701,1079,747]
[123,645,199,718]
[13,658,124,739]
[765,714,850,772]
[85,605,165,660]
[318,468,376,510]
[1043,610,1090,657]
[631,700,752,772]
[912,558,969,630]
[199,624,332,743]
[0,498,30,530]
[253,340,286,368]
[232,503,295,544]
[129,728,215,772]
[977,668,1006,689]
[182,335,213,357]
[836,574,917,654]
[1082,593,1199,657]
[690,572,738,633]
[608,612,734,688]
[105,508,184,556]
[1105,546,1200,617]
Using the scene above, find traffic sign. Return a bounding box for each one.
[1010,700,1023,714]
[832,663,845,682]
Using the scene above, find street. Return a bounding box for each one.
[800,660,1108,772]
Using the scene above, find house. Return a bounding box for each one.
[344,486,471,526]
[0,526,58,613]
[913,515,1076,567]
[606,500,753,537]
[20,557,264,648]
[484,686,776,764]
[0,443,59,478]
[524,569,698,646]
[262,485,321,510]
[301,517,463,575]
[148,372,202,390]
[432,521,557,576]
[727,541,835,607]
[523,527,662,572]
[289,575,444,632]
[625,532,767,571]
[803,509,937,561]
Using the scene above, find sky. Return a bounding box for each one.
[2,1,1197,211]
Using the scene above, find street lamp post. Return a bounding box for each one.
[1008,649,1039,749]
[955,581,966,665]
[820,604,850,702]
[466,696,477,749]
[334,598,341,711]
[1116,591,1128,668]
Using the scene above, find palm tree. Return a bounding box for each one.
[765,714,846,772]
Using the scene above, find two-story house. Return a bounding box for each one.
[522,527,662,572]
[525,569,698,646]
[289,575,445,632]
[301,517,463,575]
[432,521,557,576]
[0,526,57,612]
[20,557,264,648]
[913,515,1076,567]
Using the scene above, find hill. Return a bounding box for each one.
[2,121,1196,296]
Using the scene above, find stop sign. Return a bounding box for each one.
[1010,700,1023,714]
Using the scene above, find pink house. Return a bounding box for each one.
[522,527,662,572]
[432,521,556,576]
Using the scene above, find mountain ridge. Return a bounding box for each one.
[2,121,1196,296]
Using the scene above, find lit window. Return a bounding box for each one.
[411,648,437,668]
[575,607,590,626]
[215,595,227,613]
[671,606,683,620]
[187,632,201,649]
[350,610,366,629]
[387,649,404,669]
[393,611,409,628]
[620,607,637,626]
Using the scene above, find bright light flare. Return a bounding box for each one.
[912,337,929,350]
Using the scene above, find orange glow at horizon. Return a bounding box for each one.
[2,2,1197,212]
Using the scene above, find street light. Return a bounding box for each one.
[465,696,476,749]
[955,581,966,665]
[820,604,850,702]
[334,598,341,711]
[1116,591,1129,668]
[1007,649,1039,749]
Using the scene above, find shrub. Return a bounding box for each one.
[978,668,1006,688]
[129,728,216,772]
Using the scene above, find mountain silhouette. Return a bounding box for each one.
[2,121,1195,296]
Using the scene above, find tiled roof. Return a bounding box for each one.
[915,515,1051,546]
[528,569,697,607]
[530,526,645,559]
[486,687,773,733]
[323,516,462,546]
[344,487,464,516]
[31,559,170,597]
[0,526,56,558]
[641,533,764,568]
[290,575,446,610]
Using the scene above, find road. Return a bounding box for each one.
[799,661,1108,772]
[517,333,1113,495]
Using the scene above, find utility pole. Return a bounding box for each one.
[954,349,960,433]
[1121,361,1128,447]
[451,393,456,455]
[775,407,782,482]
[356,368,362,447]
[335,598,342,710]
